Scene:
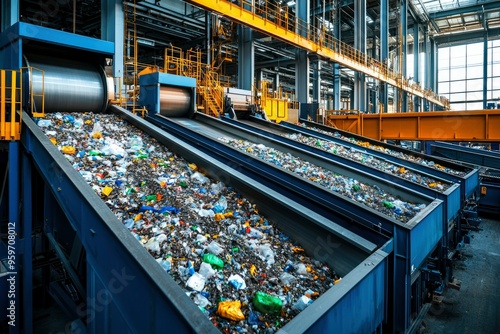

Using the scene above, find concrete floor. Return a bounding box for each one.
[422,217,500,334]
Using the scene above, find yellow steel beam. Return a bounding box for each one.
[326,110,500,142]
[183,0,448,109]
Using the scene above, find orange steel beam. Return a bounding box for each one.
[326,110,500,142]
[183,0,448,109]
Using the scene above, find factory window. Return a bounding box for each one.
[438,39,500,110]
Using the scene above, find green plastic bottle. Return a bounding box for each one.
[252,291,282,315]
[203,254,224,270]
[382,201,394,209]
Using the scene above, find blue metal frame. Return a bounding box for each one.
[21,149,33,333]
[426,141,500,170]
[139,72,196,117]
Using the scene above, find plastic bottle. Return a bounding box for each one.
[252,291,283,315]
[203,253,224,270]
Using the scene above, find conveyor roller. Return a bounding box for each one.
[159,86,192,117]
[25,55,109,113]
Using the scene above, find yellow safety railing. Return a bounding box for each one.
[0,69,22,141]
[184,0,450,110]
[21,67,45,118]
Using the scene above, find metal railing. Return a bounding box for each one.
[0,69,23,141]
[189,0,449,109]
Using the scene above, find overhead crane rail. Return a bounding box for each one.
[183,0,449,109]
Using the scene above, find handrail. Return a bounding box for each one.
[183,0,449,109]
[0,69,22,140]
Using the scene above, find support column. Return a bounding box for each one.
[313,60,321,103]
[333,2,341,110]
[238,26,254,90]
[380,0,389,113]
[22,149,33,333]
[101,0,124,78]
[205,12,212,66]
[333,63,341,110]
[296,0,310,103]
[413,23,420,112]
[424,27,430,111]
[400,0,408,112]
[354,0,366,112]
[483,34,488,109]
[8,142,20,334]
[1,0,19,31]
[429,38,437,111]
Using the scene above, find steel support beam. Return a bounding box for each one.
[401,0,408,112]
[8,141,20,334]
[354,0,366,112]
[238,25,254,90]
[430,2,500,19]
[313,60,321,103]
[333,63,341,110]
[380,0,389,113]
[413,22,420,112]
[296,0,310,103]
[101,0,123,78]
[434,27,500,46]
[483,34,488,109]
[22,150,33,333]
[1,0,19,31]
[424,28,430,111]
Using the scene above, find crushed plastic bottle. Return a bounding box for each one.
[252,292,283,315]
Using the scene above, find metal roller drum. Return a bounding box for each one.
[25,55,108,113]
[159,86,192,117]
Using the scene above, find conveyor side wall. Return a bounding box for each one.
[283,250,388,334]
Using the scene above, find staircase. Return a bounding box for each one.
[200,69,224,117]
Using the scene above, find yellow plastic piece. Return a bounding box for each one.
[188,163,198,170]
[92,132,102,139]
[398,167,406,174]
[102,186,113,196]
[217,300,245,321]
[49,138,57,145]
[134,213,143,221]
[334,278,342,285]
[429,183,437,188]
[61,146,76,155]
[249,264,257,276]
[214,213,225,221]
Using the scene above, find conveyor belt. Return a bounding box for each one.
[288,118,480,201]
[23,108,388,334]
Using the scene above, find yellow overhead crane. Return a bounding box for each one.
[183,0,449,110]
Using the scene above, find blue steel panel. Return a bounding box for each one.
[17,22,114,55]
[410,201,443,271]
[21,151,33,333]
[281,250,388,334]
[479,180,500,214]
[21,113,219,334]
[447,184,461,222]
